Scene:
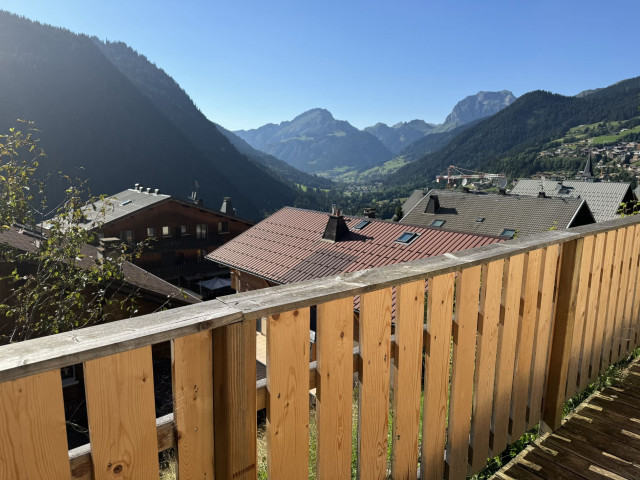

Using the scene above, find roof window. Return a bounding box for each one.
[501,229,516,238]
[430,220,445,227]
[120,200,132,206]
[476,217,485,223]
[352,220,370,230]
[395,232,419,244]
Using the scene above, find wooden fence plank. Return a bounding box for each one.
[565,235,595,400]
[213,320,257,480]
[316,297,354,480]
[615,226,637,360]
[358,287,393,480]
[0,371,70,480]
[602,229,625,369]
[421,273,455,480]
[589,232,612,382]
[511,249,544,438]
[528,244,560,428]
[84,347,159,480]
[623,225,640,354]
[446,266,481,480]
[391,280,425,480]
[172,331,214,479]
[542,239,583,431]
[469,260,504,473]
[611,226,632,363]
[267,309,310,479]
[630,226,640,347]
[579,234,605,391]
[491,254,526,454]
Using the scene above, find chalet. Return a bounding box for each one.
[206,206,505,292]
[72,185,254,285]
[511,179,635,222]
[400,190,596,238]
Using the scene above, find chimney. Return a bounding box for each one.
[134,183,139,190]
[363,207,376,219]
[425,195,440,214]
[97,237,122,262]
[322,207,349,242]
[220,197,235,215]
[145,187,150,194]
[154,188,159,195]
[538,191,546,198]
[499,188,507,195]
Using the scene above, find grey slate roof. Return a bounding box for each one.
[80,187,171,229]
[510,179,634,222]
[401,190,426,218]
[400,190,595,238]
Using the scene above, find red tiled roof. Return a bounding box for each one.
[206,207,504,284]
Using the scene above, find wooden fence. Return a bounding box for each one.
[1,215,640,479]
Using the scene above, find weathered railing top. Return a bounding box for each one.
[1,213,639,383]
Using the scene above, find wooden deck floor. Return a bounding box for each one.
[495,358,640,480]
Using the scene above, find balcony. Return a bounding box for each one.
[1,215,640,479]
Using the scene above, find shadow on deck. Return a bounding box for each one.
[496,357,640,479]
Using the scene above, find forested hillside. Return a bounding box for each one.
[0,11,304,220]
[390,78,640,188]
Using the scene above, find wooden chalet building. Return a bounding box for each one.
[77,185,254,289]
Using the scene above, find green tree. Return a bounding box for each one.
[393,204,404,222]
[0,122,143,342]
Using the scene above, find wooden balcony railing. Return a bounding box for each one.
[2,214,640,479]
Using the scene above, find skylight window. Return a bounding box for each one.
[395,232,419,244]
[476,217,485,223]
[120,200,132,206]
[352,220,370,230]
[501,229,516,238]
[430,220,445,227]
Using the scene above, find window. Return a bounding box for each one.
[162,226,170,237]
[476,217,485,223]
[218,221,229,233]
[430,220,445,227]
[501,229,516,238]
[395,232,419,244]
[120,200,132,206]
[196,223,208,239]
[120,230,133,244]
[352,220,370,230]
[181,225,188,235]
[146,227,156,238]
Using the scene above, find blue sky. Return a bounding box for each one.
[2,1,639,130]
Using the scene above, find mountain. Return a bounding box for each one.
[93,40,333,192]
[389,77,640,188]
[442,90,516,129]
[0,11,302,220]
[363,91,516,155]
[215,124,334,189]
[234,109,394,176]
[364,120,436,154]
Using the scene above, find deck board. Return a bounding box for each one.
[496,357,640,479]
